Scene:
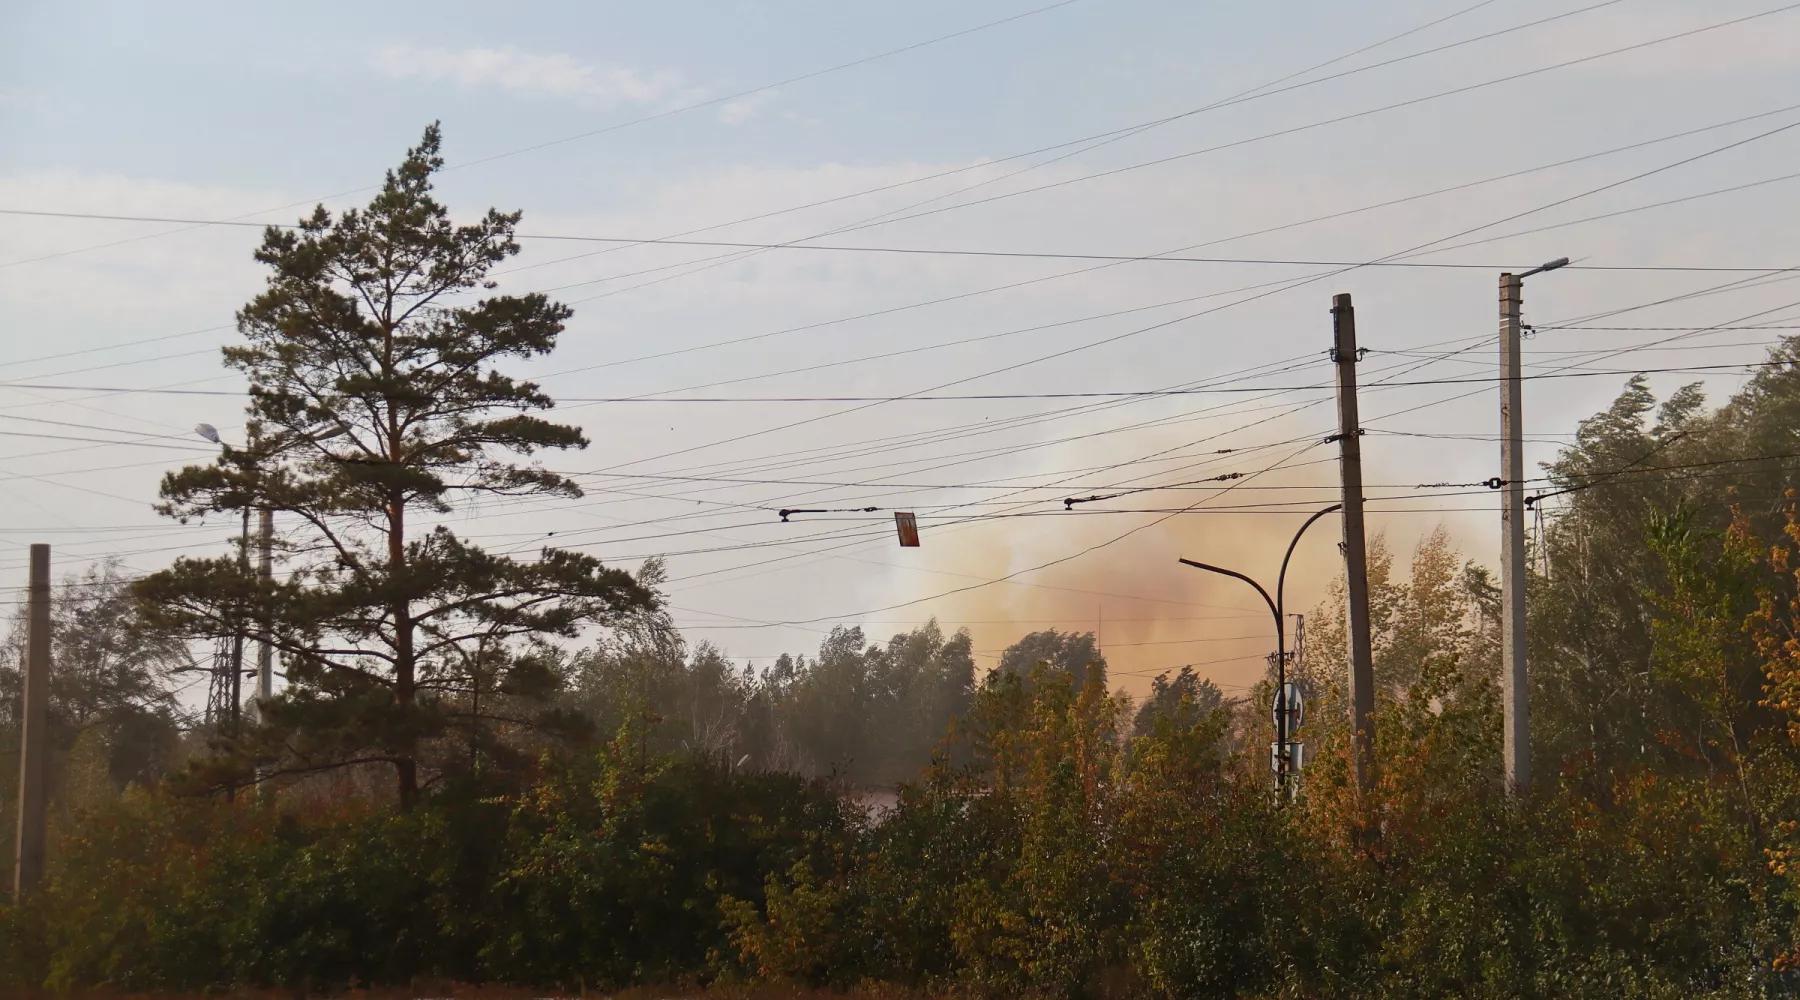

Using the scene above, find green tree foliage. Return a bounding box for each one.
[1131,664,1224,739]
[0,740,854,993]
[998,627,1107,691]
[1309,525,1494,698]
[131,125,654,803]
[573,613,975,787]
[0,561,186,869]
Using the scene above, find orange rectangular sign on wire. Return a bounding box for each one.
[894,511,920,548]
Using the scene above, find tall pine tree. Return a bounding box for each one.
[137,125,654,803]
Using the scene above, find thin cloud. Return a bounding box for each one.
[1503,6,1800,78]
[718,90,779,126]
[376,43,682,106]
[0,87,56,115]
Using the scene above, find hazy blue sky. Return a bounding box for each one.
[3,0,1798,692]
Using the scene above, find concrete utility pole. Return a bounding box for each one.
[1332,294,1377,792]
[13,544,50,899]
[257,509,273,706]
[1500,257,1568,797]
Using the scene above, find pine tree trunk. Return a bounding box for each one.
[389,420,418,805]
[392,498,417,805]
[383,317,419,807]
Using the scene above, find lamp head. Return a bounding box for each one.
[1520,256,1571,278]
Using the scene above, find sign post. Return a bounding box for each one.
[1269,681,1306,794]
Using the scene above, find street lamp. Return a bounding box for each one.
[194,417,351,680]
[194,418,349,800]
[1179,503,1342,792]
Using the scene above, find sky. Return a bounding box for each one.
[2,0,1799,700]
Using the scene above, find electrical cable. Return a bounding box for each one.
[0,0,1574,289]
[17,100,1794,401]
[0,0,1091,271]
[774,4,1800,244]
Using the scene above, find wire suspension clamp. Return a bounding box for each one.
[779,506,880,522]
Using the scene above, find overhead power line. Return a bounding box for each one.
[4,358,1783,402]
[488,0,1557,309]
[0,0,1602,275]
[14,98,1796,385]
[17,209,1795,273]
[584,109,1800,486]
[645,316,1798,606]
[0,0,1089,272]
[731,440,1325,627]
[463,326,1749,552]
[789,3,1800,243]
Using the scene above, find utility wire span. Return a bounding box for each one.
[27,206,1800,273]
[0,0,1593,275]
[443,412,1323,579]
[652,404,1338,590]
[1543,325,1800,332]
[15,98,1797,385]
[28,323,1785,611]
[0,0,1088,272]
[402,348,1352,532]
[494,0,1596,282]
[3,4,1785,453]
[479,0,1543,309]
[456,242,1800,274]
[7,359,1789,402]
[1525,440,1800,509]
[642,400,1338,559]
[640,324,1775,597]
[660,447,1331,607]
[452,328,1695,550]
[748,439,1326,628]
[502,1,1684,321]
[790,3,1800,243]
[314,99,1800,392]
[1382,169,1800,263]
[24,91,1800,607]
[0,0,1753,372]
[735,462,1800,526]
[563,102,1800,487]
[494,398,1335,558]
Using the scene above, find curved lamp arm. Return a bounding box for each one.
[1178,558,1279,633]
[1276,504,1344,620]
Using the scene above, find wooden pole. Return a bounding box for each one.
[1332,294,1377,791]
[13,544,50,899]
